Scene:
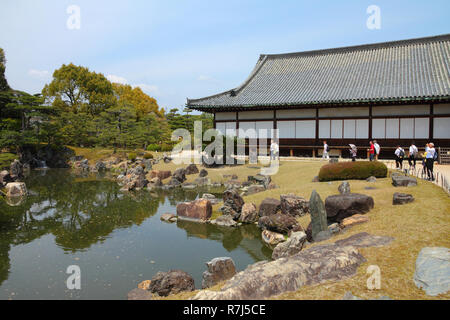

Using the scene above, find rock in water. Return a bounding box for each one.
[338,181,351,194]
[413,247,450,296]
[392,175,417,187]
[261,230,286,246]
[393,192,414,205]
[325,193,374,222]
[258,198,281,217]
[5,182,27,197]
[127,288,154,300]
[148,270,195,296]
[258,214,302,234]
[272,231,307,260]
[9,159,23,180]
[280,194,309,216]
[193,243,366,300]
[176,199,212,221]
[210,215,238,227]
[309,190,328,240]
[239,203,258,223]
[202,257,237,289]
[160,213,177,223]
[222,189,244,214]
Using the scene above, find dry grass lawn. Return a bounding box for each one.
[151,160,450,300]
[74,148,450,300]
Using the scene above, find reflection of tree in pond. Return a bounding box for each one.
[0,169,163,284]
[176,219,271,261]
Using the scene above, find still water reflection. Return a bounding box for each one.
[0,169,271,299]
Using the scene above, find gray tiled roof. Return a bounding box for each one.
[187,34,450,111]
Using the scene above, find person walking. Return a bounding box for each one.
[374,140,381,160]
[367,141,375,161]
[270,140,279,161]
[394,145,405,169]
[425,142,436,181]
[322,140,330,160]
[349,144,357,162]
[408,142,418,169]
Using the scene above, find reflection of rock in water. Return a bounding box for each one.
[176,220,271,261]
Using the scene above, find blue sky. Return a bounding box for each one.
[1,0,449,112]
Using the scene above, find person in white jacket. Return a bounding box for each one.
[270,140,279,160]
[408,142,418,169]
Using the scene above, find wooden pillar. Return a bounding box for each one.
[315,107,319,144]
[236,111,239,130]
[429,104,434,140]
[369,104,373,139]
[213,112,216,129]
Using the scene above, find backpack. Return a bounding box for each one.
[399,149,405,158]
[326,145,330,152]
[433,150,438,161]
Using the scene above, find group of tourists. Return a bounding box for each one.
[395,142,437,181]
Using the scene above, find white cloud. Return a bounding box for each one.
[28,69,49,78]
[135,84,159,95]
[107,74,128,84]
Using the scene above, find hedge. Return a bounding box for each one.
[318,161,387,181]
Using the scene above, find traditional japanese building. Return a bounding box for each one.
[187,34,450,158]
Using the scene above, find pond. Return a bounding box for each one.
[0,169,271,300]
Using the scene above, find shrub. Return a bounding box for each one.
[147,144,160,152]
[160,143,174,152]
[143,153,154,159]
[318,161,387,181]
[128,152,137,161]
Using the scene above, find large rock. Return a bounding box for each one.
[202,257,237,289]
[222,189,244,215]
[261,230,286,246]
[258,214,302,234]
[248,175,271,189]
[0,170,13,186]
[202,193,219,205]
[393,192,414,205]
[176,199,212,221]
[148,270,195,296]
[172,168,187,183]
[272,231,307,260]
[244,184,265,195]
[338,181,351,194]
[194,177,211,186]
[325,193,374,222]
[210,215,238,227]
[127,288,154,300]
[340,214,369,228]
[150,170,171,180]
[334,232,393,248]
[280,194,309,216]
[9,159,23,180]
[413,247,450,296]
[147,177,162,188]
[199,169,208,177]
[5,182,27,197]
[309,190,328,240]
[185,163,199,175]
[193,242,366,300]
[258,198,281,217]
[239,203,258,223]
[94,161,107,172]
[392,175,417,187]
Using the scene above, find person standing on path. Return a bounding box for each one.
[367,141,375,161]
[270,140,279,161]
[425,142,436,181]
[394,145,405,170]
[408,142,418,169]
[374,140,381,160]
[322,140,330,160]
